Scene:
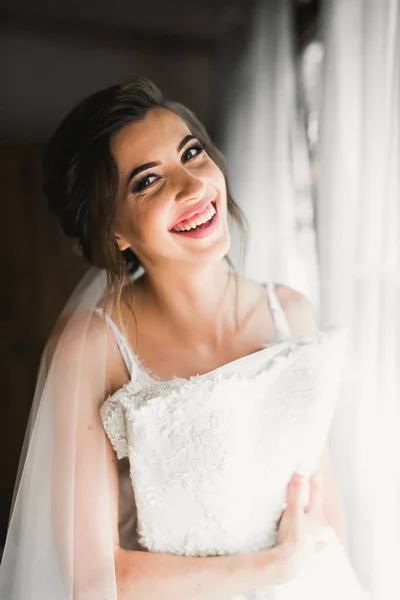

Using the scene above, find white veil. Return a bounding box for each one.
[0,266,122,599]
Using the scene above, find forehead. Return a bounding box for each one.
[111,107,191,167]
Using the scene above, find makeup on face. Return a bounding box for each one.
[113,108,228,257]
[169,199,219,239]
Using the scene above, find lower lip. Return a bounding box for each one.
[170,204,220,239]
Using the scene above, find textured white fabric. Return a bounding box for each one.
[95,281,294,553]
[100,324,370,599]
[317,2,400,597]
[216,0,319,303]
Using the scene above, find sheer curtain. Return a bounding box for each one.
[215,0,320,310]
[317,1,400,598]
[216,0,400,598]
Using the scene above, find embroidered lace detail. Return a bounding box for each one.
[99,326,371,599]
[101,330,345,555]
[100,395,129,459]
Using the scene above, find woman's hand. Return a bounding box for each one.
[273,471,333,584]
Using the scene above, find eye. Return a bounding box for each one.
[131,142,205,195]
[132,174,159,194]
[182,143,204,162]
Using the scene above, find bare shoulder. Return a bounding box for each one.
[46,310,127,397]
[48,310,107,355]
[273,283,319,337]
[236,276,318,337]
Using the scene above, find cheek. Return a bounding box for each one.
[212,167,227,202]
[208,161,226,185]
[121,198,169,243]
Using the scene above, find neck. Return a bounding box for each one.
[136,259,239,349]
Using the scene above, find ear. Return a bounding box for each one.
[115,233,131,252]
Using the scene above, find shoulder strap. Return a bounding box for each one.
[94,308,135,376]
[262,282,292,341]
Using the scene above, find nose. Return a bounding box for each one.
[173,168,207,205]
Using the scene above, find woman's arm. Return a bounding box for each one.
[114,546,282,600]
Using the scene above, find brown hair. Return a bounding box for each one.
[43,75,248,308]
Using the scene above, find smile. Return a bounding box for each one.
[169,201,220,239]
[171,202,216,232]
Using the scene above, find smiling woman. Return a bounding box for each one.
[0,75,368,600]
[42,77,247,304]
[110,106,231,275]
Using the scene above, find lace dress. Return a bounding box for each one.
[98,283,370,600]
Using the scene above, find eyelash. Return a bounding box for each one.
[132,143,205,194]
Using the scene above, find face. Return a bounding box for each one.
[111,107,230,271]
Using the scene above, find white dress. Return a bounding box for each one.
[98,283,370,600]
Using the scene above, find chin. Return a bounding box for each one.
[204,229,231,264]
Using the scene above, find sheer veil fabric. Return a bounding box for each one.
[0,267,121,599]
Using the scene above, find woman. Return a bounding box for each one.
[0,76,368,599]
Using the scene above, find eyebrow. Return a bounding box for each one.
[125,134,197,189]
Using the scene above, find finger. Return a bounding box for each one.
[287,474,304,515]
[306,471,322,513]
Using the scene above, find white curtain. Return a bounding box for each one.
[216,0,320,311]
[217,0,400,598]
[317,1,400,598]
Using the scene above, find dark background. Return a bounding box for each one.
[0,0,318,546]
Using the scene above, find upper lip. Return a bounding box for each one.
[169,196,216,230]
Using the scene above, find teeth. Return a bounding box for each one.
[173,204,216,232]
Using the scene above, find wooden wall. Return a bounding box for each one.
[0,145,88,542]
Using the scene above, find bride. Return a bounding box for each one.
[0,75,369,599]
